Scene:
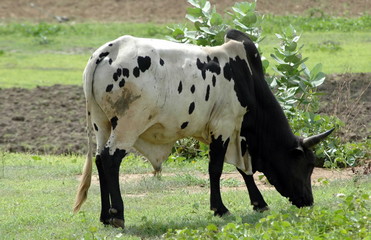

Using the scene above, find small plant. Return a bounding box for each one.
[171,138,209,161]
[18,22,61,45]
[268,26,326,116]
[165,191,370,239]
[167,0,227,46]
[167,0,262,47]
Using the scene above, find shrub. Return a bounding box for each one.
[167,0,366,167]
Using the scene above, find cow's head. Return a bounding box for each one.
[262,129,334,208]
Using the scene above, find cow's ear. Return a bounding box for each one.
[290,145,304,158]
[295,145,304,152]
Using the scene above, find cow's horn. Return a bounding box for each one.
[302,128,335,148]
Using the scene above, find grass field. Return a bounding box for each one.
[0,152,369,239]
[0,16,370,88]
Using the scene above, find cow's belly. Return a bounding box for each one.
[138,120,208,144]
[139,123,181,144]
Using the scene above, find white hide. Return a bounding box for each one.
[84,35,252,174]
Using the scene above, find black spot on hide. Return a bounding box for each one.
[178,81,183,94]
[212,75,216,87]
[113,72,118,81]
[110,116,118,130]
[138,56,151,72]
[106,84,113,92]
[205,85,210,101]
[99,52,109,58]
[196,58,206,80]
[108,43,113,47]
[93,123,99,131]
[196,56,221,80]
[116,68,122,77]
[181,121,189,129]
[119,78,125,88]
[108,59,113,65]
[223,62,232,81]
[160,58,164,66]
[122,68,130,78]
[188,102,195,114]
[133,67,140,78]
[226,56,251,108]
[190,85,195,93]
[96,52,110,64]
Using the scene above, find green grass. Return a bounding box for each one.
[0,17,370,88]
[0,152,369,239]
[0,53,87,88]
[260,31,371,74]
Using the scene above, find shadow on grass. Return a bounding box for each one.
[122,210,268,238]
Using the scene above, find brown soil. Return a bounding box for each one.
[85,165,368,195]
[1,74,369,155]
[1,0,369,23]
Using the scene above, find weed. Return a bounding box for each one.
[165,190,370,239]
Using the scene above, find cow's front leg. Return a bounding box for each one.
[237,168,269,212]
[100,147,127,228]
[209,135,230,216]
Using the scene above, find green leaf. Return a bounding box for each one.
[171,28,185,39]
[187,0,200,8]
[233,19,249,30]
[310,63,323,79]
[202,1,211,13]
[271,53,286,65]
[186,7,203,21]
[312,72,326,87]
[210,12,223,26]
[285,41,297,51]
[241,12,257,25]
[292,35,301,42]
[199,26,215,35]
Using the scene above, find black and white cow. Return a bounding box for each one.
[74,29,333,228]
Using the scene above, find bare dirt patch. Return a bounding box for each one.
[0,0,369,23]
[1,73,369,155]
[83,166,360,197]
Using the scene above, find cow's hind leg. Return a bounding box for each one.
[100,147,127,228]
[91,109,113,225]
[237,168,269,212]
[98,115,146,228]
[92,114,126,228]
[209,135,230,216]
[95,154,110,225]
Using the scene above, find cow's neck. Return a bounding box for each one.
[243,75,297,172]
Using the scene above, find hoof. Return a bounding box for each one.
[109,218,125,229]
[212,208,230,217]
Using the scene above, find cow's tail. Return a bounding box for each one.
[73,56,97,213]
